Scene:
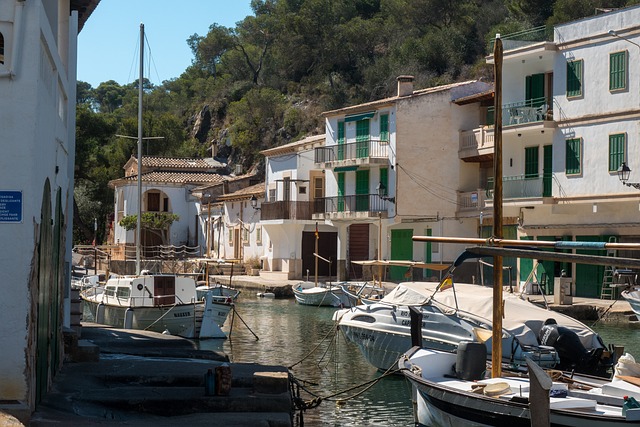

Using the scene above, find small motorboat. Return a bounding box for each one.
[292,281,350,307]
[621,286,640,318]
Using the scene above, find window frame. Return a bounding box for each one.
[608,133,626,172]
[609,51,627,92]
[256,226,262,245]
[565,138,582,176]
[566,59,583,98]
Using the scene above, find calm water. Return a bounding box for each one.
[199,294,415,426]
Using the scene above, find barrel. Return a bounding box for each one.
[456,341,487,380]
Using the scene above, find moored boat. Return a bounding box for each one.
[399,345,640,426]
[81,274,233,339]
[621,286,640,318]
[292,281,350,307]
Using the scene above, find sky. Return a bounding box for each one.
[77,1,253,88]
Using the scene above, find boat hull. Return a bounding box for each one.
[292,282,350,307]
[621,288,640,317]
[401,348,630,427]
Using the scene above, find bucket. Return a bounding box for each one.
[456,341,487,381]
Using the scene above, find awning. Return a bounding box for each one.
[333,166,359,172]
[345,111,375,122]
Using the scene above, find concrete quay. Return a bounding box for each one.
[27,323,292,426]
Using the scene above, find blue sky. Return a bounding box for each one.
[78,1,253,88]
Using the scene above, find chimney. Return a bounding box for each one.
[397,75,414,97]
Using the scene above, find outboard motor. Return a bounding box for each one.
[539,318,603,374]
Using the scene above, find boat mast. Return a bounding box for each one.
[136,23,144,275]
[492,33,503,378]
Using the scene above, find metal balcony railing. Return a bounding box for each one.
[487,97,551,126]
[313,194,389,214]
[315,139,389,163]
[260,200,312,220]
[457,190,486,211]
[486,174,552,199]
[488,26,553,51]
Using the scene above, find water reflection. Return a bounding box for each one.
[199,295,415,426]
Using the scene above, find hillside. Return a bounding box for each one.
[73,0,637,243]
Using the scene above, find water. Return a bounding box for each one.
[591,321,640,357]
[199,294,415,426]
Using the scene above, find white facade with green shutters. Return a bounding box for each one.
[488,5,640,297]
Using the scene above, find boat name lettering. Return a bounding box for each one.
[173,312,192,318]
[401,319,427,327]
[353,332,376,342]
[399,310,409,317]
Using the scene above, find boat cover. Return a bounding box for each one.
[380,281,602,349]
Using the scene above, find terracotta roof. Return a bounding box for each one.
[452,89,495,105]
[322,80,482,117]
[217,183,265,201]
[111,172,227,187]
[140,156,223,169]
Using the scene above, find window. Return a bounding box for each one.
[566,60,583,97]
[525,147,539,179]
[299,186,306,194]
[610,51,627,91]
[380,114,389,142]
[0,32,4,65]
[256,226,262,245]
[380,168,388,191]
[147,192,160,211]
[243,227,249,245]
[228,226,234,245]
[268,188,276,201]
[313,177,323,199]
[565,138,581,175]
[609,133,626,172]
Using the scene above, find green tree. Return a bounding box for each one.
[119,212,180,246]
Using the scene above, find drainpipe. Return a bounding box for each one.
[0,0,26,79]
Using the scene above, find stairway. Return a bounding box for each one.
[600,237,617,299]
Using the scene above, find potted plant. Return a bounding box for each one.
[245,256,261,276]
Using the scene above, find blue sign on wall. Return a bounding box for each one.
[0,191,23,223]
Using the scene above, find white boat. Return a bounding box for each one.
[335,279,612,376]
[341,281,387,306]
[399,345,640,426]
[81,274,233,339]
[292,281,350,307]
[196,281,240,300]
[621,286,640,318]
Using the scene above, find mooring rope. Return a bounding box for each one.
[288,323,338,369]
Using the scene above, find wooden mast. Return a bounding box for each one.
[492,33,504,378]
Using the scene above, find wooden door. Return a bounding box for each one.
[348,224,369,279]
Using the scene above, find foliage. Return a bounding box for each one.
[74,0,640,244]
[119,212,180,245]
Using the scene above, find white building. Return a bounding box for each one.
[109,156,227,264]
[479,6,640,297]
[260,135,327,280]
[0,0,99,420]
[319,77,492,281]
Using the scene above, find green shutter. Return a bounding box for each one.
[337,121,345,161]
[565,138,581,175]
[380,114,389,142]
[526,73,545,106]
[355,169,369,211]
[380,168,388,191]
[543,145,552,197]
[337,172,345,212]
[566,60,583,97]
[610,51,627,91]
[525,147,539,178]
[356,119,370,158]
[608,133,625,171]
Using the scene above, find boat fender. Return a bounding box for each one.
[456,341,487,381]
[96,303,105,324]
[124,308,134,329]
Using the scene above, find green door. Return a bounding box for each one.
[355,170,369,212]
[356,119,369,158]
[575,235,613,298]
[423,228,436,279]
[337,172,345,212]
[526,73,545,107]
[337,121,345,161]
[390,229,413,281]
[543,145,552,197]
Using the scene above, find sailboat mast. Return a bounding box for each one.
[492,34,504,378]
[136,23,144,275]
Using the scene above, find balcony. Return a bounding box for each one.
[486,174,552,200]
[457,190,486,212]
[459,128,494,162]
[488,97,552,127]
[260,201,312,221]
[488,26,553,52]
[312,194,389,219]
[315,139,389,168]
